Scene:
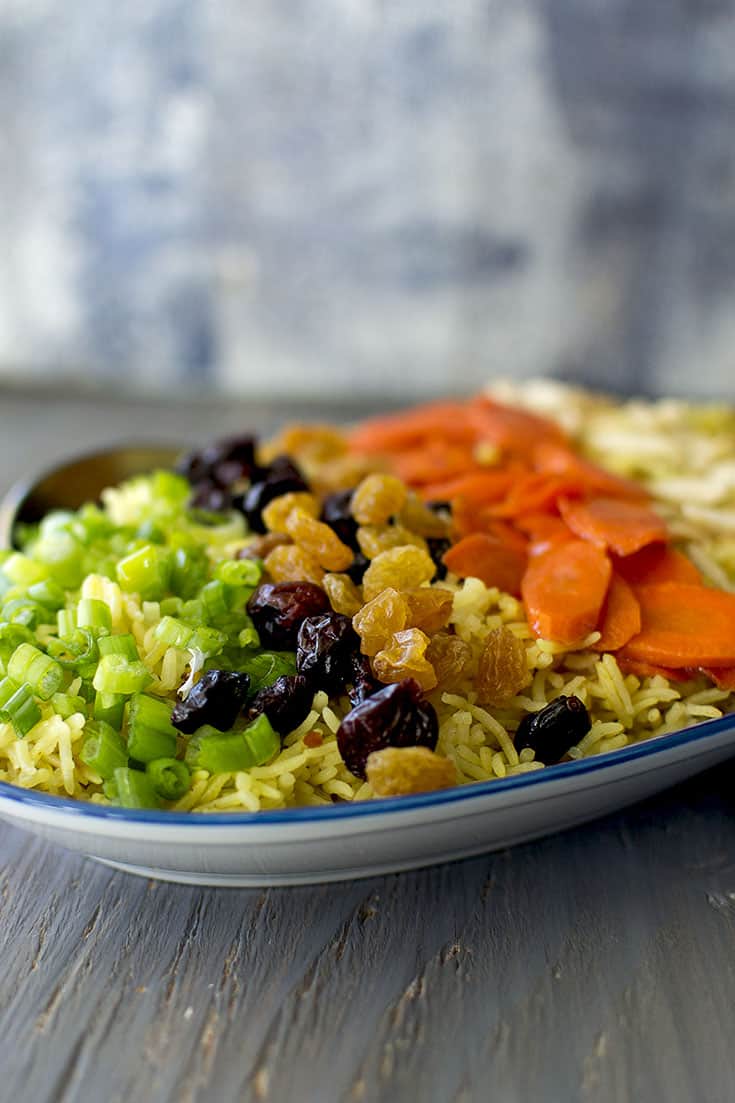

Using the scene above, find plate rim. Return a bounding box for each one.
[0,710,732,827]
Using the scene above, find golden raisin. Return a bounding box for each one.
[352,588,408,656]
[362,545,436,602]
[356,524,428,559]
[260,424,349,465]
[284,508,354,572]
[373,628,438,692]
[350,474,408,526]
[262,492,319,534]
[426,633,472,692]
[476,626,529,705]
[264,544,325,585]
[404,588,453,635]
[366,745,456,796]
[398,492,451,538]
[237,532,292,560]
[323,572,363,617]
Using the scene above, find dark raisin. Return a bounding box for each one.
[345,552,370,584]
[348,651,381,706]
[171,670,251,734]
[427,537,452,581]
[337,678,439,779]
[236,455,309,533]
[320,490,360,550]
[296,613,359,694]
[189,481,232,512]
[247,582,329,649]
[177,436,257,488]
[247,674,314,735]
[514,695,590,764]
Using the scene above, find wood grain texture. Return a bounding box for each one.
[2,391,735,1102]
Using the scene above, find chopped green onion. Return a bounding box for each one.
[169,546,209,600]
[1,599,41,627]
[116,544,171,600]
[94,690,126,730]
[2,553,50,587]
[0,623,34,667]
[146,757,190,801]
[76,598,112,633]
[51,692,86,719]
[135,520,165,544]
[26,579,66,610]
[93,655,152,695]
[200,579,229,620]
[112,767,161,809]
[189,626,226,655]
[240,651,297,692]
[186,714,279,774]
[98,634,139,661]
[238,624,260,650]
[214,558,262,588]
[126,693,178,762]
[153,616,194,650]
[81,720,129,779]
[30,529,85,588]
[47,628,98,668]
[57,608,76,638]
[159,596,184,618]
[0,678,42,736]
[7,643,63,700]
[103,777,119,801]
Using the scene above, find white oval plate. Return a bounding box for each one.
[0,714,733,885]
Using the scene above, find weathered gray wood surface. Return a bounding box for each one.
[2,390,735,1103]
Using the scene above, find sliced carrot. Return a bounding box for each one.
[533,442,649,501]
[442,532,528,597]
[558,496,668,557]
[616,656,691,683]
[591,573,641,652]
[614,544,702,587]
[391,444,477,487]
[490,473,582,519]
[521,540,612,645]
[466,398,568,456]
[349,402,476,454]
[700,666,735,691]
[620,583,735,668]
[418,465,524,506]
[514,512,577,556]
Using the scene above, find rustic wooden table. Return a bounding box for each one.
[2,389,735,1103]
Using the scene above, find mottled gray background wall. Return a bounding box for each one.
[1,0,734,399]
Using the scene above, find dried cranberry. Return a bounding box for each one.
[320,490,359,551]
[237,455,309,533]
[296,612,359,694]
[247,582,329,649]
[171,670,251,734]
[514,695,590,764]
[427,537,452,581]
[348,652,381,706]
[247,674,314,735]
[337,678,439,779]
[345,552,370,584]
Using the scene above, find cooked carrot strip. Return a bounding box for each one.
[616,656,691,683]
[490,474,581,519]
[514,512,576,556]
[620,583,735,667]
[558,496,668,557]
[349,402,477,454]
[419,466,523,505]
[533,442,648,501]
[614,544,701,587]
[467,397,568,455]
[700,667,735,691]
[443,532,528,597]
[391,444,477,487]
[521,540,612,645]
[591,574,641,653]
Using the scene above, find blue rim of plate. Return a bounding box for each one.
[0,711,732,825]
